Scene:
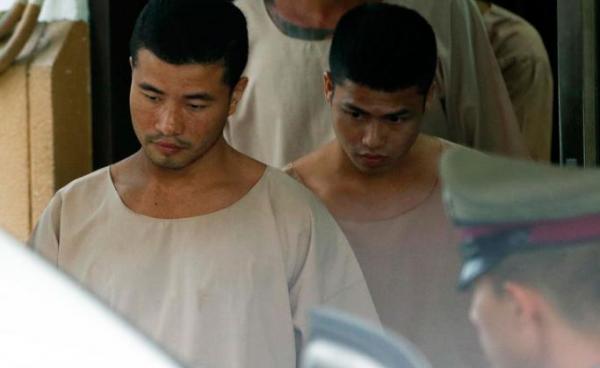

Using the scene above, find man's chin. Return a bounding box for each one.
[352,159,391,175]
[145,151,189,170]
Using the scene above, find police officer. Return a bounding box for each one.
[441,148,600,368]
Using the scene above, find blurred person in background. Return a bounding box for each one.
[442,148,600,368]
[476,0,553,161]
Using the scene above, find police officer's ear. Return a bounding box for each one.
[228,76,248,116]
[323,71,334,104]
[502,281,547,329]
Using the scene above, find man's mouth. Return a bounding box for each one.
[154,141,185,155]
[357,153,387,167]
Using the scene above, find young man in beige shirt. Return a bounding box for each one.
[286,4,485,367]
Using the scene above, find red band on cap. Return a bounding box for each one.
[460,213,600,245]
[529,213,600,243]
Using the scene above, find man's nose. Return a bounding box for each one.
[156,104,184,136]
[361,121,385,149]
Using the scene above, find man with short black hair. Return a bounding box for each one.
[286,4,486,367]
[29,1,378,367]
[227,0,528,168]
[441,148,600,368]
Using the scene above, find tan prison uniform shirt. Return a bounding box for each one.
[225,0,527,168]
[336,182,486,368]
[285,141,487,368]
[482,4,554,161]
[29,167,379,368]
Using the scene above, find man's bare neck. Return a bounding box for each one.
[539,316,600,368]
[125,139,229,186]
[267,0,370,38]
[333,135,440,187]
[110,141,266,219]
[293,135,443,221]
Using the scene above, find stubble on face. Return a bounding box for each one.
[129,49,234,172]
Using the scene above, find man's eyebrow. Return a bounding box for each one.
[137,83,215,101]
[342,102,412,118]
[341,102,368,114]
[384,108,412,118]
[138,82,164,95]
[183,92,215,101]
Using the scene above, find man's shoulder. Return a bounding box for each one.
[55,167,111,201]
[486,5,547,60]
[262,167,333,218]
[264,167,320,203]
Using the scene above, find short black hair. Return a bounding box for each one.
[329,3,437,94]
[488,243,600,335]
[129,0,248,89]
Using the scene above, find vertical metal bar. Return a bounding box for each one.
[557,0,598,167]
[557,0,584,166]
[582,0,597,167]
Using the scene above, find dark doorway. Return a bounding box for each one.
[89,0,148,169]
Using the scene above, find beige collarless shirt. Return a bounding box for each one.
[335,182,486,368]
[29,166,379,368]
[482,4,553,161]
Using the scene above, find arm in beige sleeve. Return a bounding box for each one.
[28,194,62,264]
[443,0,529,158]
[501,56,553,161]
[287,200,380,361]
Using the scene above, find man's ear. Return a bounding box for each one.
[129,56,134,70]
[228,76,249,116]
[424,81,437,112]
[323,71,334,104]
[503,281,545,326]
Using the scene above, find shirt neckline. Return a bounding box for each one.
[260,0,334,41]
[104,166,271,223]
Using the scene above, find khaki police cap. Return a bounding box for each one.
[440,148,600,289]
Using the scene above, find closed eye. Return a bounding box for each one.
[343,108,364,119]
[143,93,160,102]
[187,103,208,111]
[386,112,412,123]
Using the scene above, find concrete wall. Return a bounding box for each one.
[0,21,92,241]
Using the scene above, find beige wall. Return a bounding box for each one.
[0,21,91,241]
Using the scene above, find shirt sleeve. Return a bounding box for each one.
[287,199,381,359]
[28,193,62,265]
[500,56,553,162]
[442,0,529,158]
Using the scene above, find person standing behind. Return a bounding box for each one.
[285,4,486,367]
[441,148,600,368]
[226,0,528,168]
[28,1,379,367]
[477,0,554,161]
